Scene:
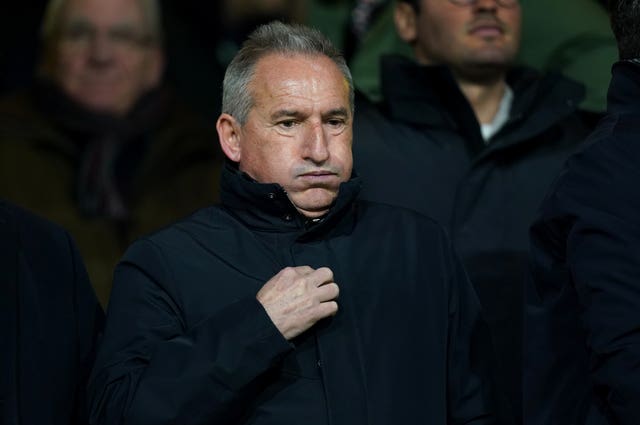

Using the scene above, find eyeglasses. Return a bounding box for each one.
[448,0,519,7]
[58,21,156,52]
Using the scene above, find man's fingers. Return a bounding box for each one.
[316,282,339,302]
[307,267,334,287]
[316,300,338,318]
[258,266,339,340]
[293,265,315,275]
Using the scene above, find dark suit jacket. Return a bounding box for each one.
[0,200,104,425]
[525,61,640,425]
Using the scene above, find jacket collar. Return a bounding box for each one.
[378,54,585,154]
[32,79,172,144]
[380,55,477,131]
[607,60,640,115]
[220,161,362,239]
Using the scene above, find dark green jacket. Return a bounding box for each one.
[0,85,223,305]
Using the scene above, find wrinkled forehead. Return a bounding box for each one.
[252,53,349,92]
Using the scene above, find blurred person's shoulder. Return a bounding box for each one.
[0,87,43,123]
[0,199,74,257]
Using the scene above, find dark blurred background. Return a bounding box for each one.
[0,0,616,119]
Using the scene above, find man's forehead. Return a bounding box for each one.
[252,53,347,91]
[244,52,350,116]
[61,0,146,27]
[254,52,341,74]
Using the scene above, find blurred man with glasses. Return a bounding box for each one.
[352,0,596,423]
[39,0,163,116]
[0,0,223,306]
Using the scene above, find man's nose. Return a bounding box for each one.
[473,0,499,11]
[303,122,330,164]
[87,33,115,65]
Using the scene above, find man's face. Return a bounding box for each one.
[50,0,163,115]
[397,0,521,76]
[219,53,353,218]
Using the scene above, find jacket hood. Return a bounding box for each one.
[378,55,586,152]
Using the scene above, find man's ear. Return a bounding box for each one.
[145,47,165,90]
[217,113,242,162]
[394,2,418,44]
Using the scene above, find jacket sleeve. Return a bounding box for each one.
[87,239,293,425]
[557,136,640,425]
[525,215,594,425]
[443,235,497,425]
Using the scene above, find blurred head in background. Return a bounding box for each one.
[39,0,164,115]
[395,0,521,82]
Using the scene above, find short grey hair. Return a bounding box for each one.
[222,21,354,125]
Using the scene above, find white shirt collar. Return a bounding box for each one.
[480,85,514,143]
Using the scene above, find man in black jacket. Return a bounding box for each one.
[0,200,104,425]
[352,1,596,423]
[87,21,495,425]
[525,1,640,424]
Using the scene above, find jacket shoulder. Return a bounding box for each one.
[0,200,88,301]
[0,90,48,129]
[356,199,449,239]
[510,66,585,102]
[122,206,226,259]
[1,200,71,251]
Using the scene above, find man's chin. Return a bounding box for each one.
[457,60,511,83]
[288,189,338,218]
[70,88,130,115]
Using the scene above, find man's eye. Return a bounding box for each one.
[62,25,93,42]
[327,119,345,127]
[110,29,139,44]
[109,28,153,46]
[278,120,297,129]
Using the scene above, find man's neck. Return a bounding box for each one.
[456,76,508,125]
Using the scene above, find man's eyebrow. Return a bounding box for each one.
[270,107,349,121]
[63,18,140,32]
[63,18,92,29]
[322,108,349,119]
[270,109,304,120]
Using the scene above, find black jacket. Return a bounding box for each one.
[0,200,104,425]
[525,61,640,425]
[353,55,595,424]
[88,163,495,425]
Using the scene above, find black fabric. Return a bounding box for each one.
[0,200,104,425]
[525,60,640,425]
[88,164,496,425]
[0,201,19,423]
[352,54,596,425]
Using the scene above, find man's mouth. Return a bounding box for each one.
[468,21,504,37]
[298,170,338,183]
[302,171,334,176]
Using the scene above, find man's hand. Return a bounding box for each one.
[256,266,339,340]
